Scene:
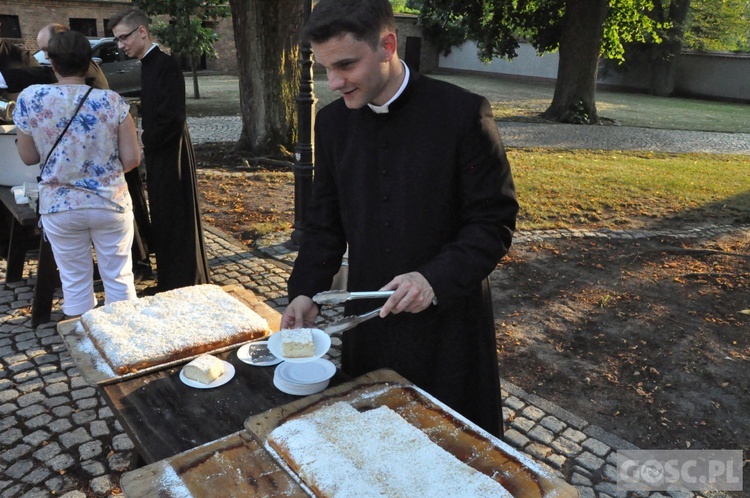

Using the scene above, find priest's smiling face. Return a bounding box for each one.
[312,31,402,110]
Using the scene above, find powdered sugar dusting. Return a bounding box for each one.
[81,284,270,371]
[268,402,512,497]
[411,385,559,483]
[75,333,116,377]
[158,464,192,497]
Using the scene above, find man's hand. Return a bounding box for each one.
[281,296,319,329]
[379,272,435,317]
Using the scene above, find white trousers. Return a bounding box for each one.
[41,209,137,316]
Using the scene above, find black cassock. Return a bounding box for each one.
[289,72,518,437]
[140,47,209,290]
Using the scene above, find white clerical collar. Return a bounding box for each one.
[368,60,410,114]
[144,43,159,57]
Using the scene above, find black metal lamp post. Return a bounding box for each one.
[289,0,315,249]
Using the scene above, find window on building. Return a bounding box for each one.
[103,20,113,38]
[0,15,22,38]
[70,18,97,37]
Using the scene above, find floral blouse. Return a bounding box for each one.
[13,84,133,214]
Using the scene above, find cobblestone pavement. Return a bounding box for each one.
[187,115,750,155]
[2,118,744,497]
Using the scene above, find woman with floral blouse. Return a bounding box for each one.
[14,30,141,317]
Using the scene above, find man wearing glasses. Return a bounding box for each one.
[108,9,210,292]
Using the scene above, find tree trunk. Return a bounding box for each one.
[190,57,201,100]
[649,0,690,96]
[229,0,303,156]
[542,0,609,124]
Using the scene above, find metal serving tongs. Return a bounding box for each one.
[313,290,394,305]
[324,307,383,334]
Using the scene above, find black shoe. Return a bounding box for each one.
[139,285,160,296]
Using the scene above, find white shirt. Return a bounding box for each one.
[368,60,410,114]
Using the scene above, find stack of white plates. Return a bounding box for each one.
[273,359,336,396]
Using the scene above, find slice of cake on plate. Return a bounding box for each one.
[281,328,315,358]
[182,354,225,385]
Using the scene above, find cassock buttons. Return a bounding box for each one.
[382,195,389,202]
[384,222,391,228]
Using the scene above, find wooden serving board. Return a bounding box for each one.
[245,369,580,498]
[120,430,308,498]
[56,284,280,386]
[117,369,578,497]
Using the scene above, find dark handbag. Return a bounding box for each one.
[36,86,93,215]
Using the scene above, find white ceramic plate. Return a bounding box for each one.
[267,329,331,363]
[236,341,282,366]
[179,360,235,389]
[273,371,330,396]
[276,359,336,385]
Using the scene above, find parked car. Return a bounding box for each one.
[33,37,141,97]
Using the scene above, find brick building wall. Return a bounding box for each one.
[1,0,237,73]
[395,14,438,74]
[0,0,131,52]
[0,2,435,76]
[204,16,236,74]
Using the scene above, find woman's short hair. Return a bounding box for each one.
[47,30,91,77]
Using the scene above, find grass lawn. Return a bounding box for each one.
[187,73,750,231]
[510,149,750,230]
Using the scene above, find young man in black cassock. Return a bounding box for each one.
[109,10,209,291]
[281,0,519,437]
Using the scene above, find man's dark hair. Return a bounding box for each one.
[107,9,150,32]
[47,30,91,77]
[302,0,395,49]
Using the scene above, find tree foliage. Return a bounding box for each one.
[134,0,230,98]
[418,0,664,123]
[684,0,750,52]
[607,0,749,97]
[419,0,662,62]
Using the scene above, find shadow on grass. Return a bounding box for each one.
[646,190,750,231]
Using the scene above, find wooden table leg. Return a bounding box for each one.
[32,236,60,327]
[6,220,37,283]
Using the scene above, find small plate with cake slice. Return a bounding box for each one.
[179,354,235,389]
[267,328,331,363]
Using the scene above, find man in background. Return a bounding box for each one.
[1,24,106,97]
[108,9,209,291]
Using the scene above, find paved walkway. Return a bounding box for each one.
[187,115,750,155]
[2,120,744,497]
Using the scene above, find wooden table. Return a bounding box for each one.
[0,186,60,327]
[56,284,348,464]
[0,185,38,282]
[121,369,581,498]
[100,346,349,464]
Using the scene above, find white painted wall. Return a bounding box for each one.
[438,41,750,101]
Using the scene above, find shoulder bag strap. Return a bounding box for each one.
[42,86,94,166]
[37,86,94,217]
